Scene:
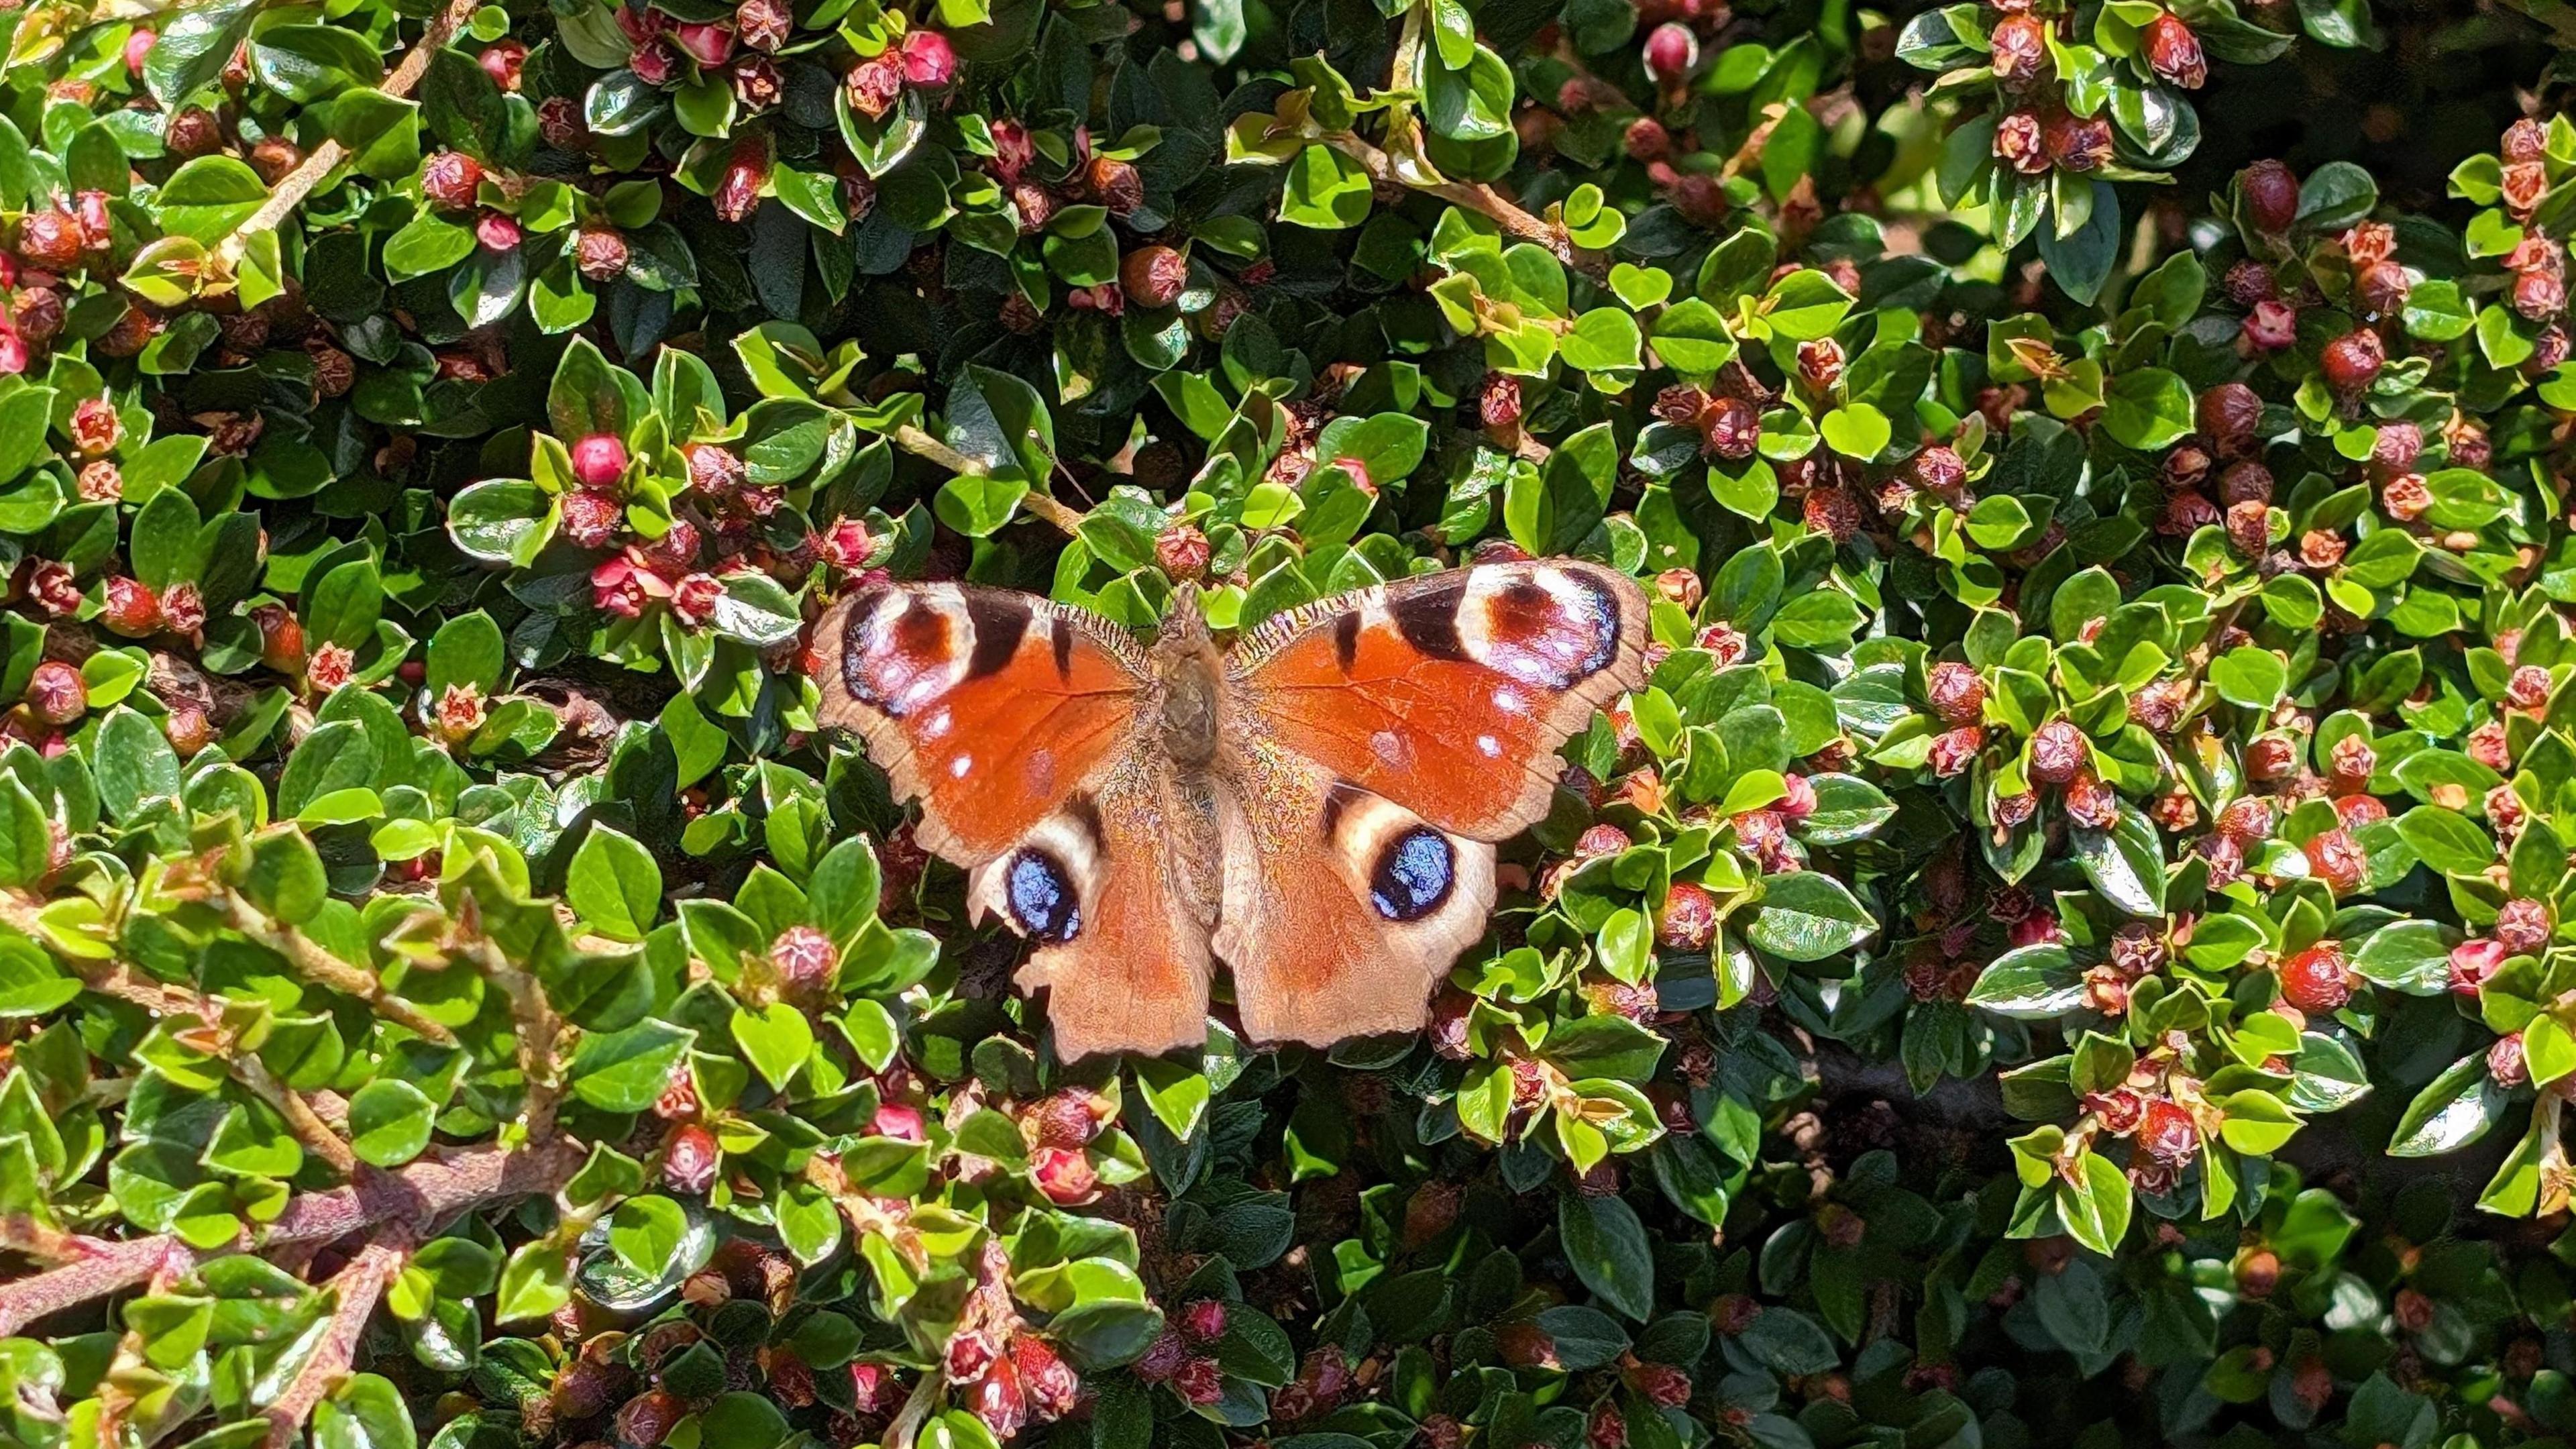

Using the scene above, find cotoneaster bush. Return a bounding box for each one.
[0,0,2573,1446]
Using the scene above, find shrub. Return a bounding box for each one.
[0,0,2573,1447]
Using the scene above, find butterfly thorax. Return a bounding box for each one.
[1150,587,1225,769]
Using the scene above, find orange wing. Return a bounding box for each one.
[813,582,1146,865]
[814,582,1214,1061]
[1228,560,1650,841]
[1211,744,1497,1049]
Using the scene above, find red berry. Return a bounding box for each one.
[901,29,957,86]
[1990,14,2048,87]
[2498,899,2551,955]
[2278,943,2352,1014]
[1575,823,1631,858]
[1120,246,1188,309]
[1135,1330,1188,1381]
[2320,329,2385,390]
[2239,159,2300,234]
[1658,881,1717,949]
[1032,1145,1098,1203]
[23,662,85,726]
[2138,1099,2199,1165]
[1995,111,2049,175]
[1173,1357,1224,1405]
[422,151,484,211]
[100,576,161,637]
[1643,23,1697,80]
[2040,109,2112,172]
[2302,828,2367,894]
[1012,1336,1080,1421]
[672,21,735,65]
[769,924,837,989]
[478,39,527,90]
[1086,155,1144,214]
[1030,1091,1102,1150]
[714,136,769,223]
[14,211,83,273]
[1927,661,1986,727]
[1928,725,1983,778]
[2196,382,2265,456]
[2491,1032,2531,1087]
[1909,445,1967,500]
[2144,12,2206,87]
[662,1122,720,1193]
[1180,1299,1228,1343]
[576,227,630,282]
[2028,719,2087,786]
[1700,396,1760,459]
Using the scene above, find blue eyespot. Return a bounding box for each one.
[1370,828,1455,922]
[1008,849,1081,943]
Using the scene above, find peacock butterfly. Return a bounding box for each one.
[814,559,1650,1060]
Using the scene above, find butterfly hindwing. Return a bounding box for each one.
[1212,745,1496,1049]
[1227,560,1650,843]
[968,765,1219,1062]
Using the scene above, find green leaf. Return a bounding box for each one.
[2394,805,2495,880]
[2387,1052,2506,1157]
[1744,872,1874,961]
[568,828,661,943]
[732,1003,816,1091]
[1281,146,1371,229]
[347,1080,435,1167]
[2100,368,2194,450]
[569,1020,695,1113]
[1819,405,1891,459]
[2210,647,2288,708]
[1558,1193,1654,1321]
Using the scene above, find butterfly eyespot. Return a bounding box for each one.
[1006,849,1082,943]
[1369,828,1455,922]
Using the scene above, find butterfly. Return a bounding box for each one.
[814,559,1650,1061]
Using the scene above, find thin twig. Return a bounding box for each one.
[223,895,460,1046]
[0,893,362,1173]
[211,0,482,272]
[234,1057,361,1178]
[1320,131,1596,277]
[263,1232,411,1449]
[889,424,1083,537]
[0,1138,582,1336]
[470,941,563,1140]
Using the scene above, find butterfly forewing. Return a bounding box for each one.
[814,581,1147,863]
[1228,560,1651,841]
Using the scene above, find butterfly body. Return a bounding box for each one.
[816,559,1648,1060]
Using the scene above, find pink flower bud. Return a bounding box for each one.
[572,433,628,489]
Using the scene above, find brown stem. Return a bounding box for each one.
[211,0,482,272]
[223,894,460,1046]
[1320,132,1597,278]
[471,941,562,1139]
[263,1234,411,1449]
[888,424,1083,537]
[234,1057,360,1178]
[0,1138,582,1337]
